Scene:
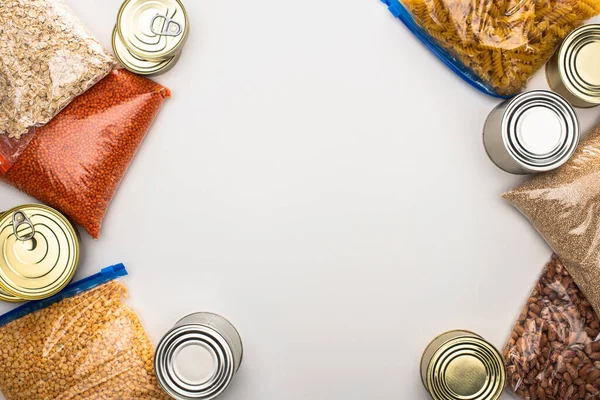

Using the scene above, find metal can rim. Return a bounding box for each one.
[557,24,600,106]
[420,330,481,389]
[116,0,189,61]
[0,204,79,300]
[501,90,580,173]
[112,25,181,76]
[421,331,505,400]
[0,211,21,303]
[174,312,245,370]
[155,323,237,399]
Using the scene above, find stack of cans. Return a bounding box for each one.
[113,0,189,76]
[0,204,79,302]
[483,24,600,175]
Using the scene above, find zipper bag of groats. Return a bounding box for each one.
[0,0,115,173]
[501,123,600,397]
[0,264,168,400]
[378,0,600,97]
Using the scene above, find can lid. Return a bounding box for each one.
[426,336,505,400]
[112,26,181,75]
[155,324,236,400]
[0,287,23,303]
[0,205,79,300]
[558,24,600,105]
[117,0,189,61]
[503,90,579,172]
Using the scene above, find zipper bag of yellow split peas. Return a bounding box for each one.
[0,264,168,400]
[378,0,600,97]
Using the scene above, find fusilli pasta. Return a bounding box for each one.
[400,0,600,95]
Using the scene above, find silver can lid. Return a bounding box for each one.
[155,324,237,400]
[558,24,600,106]
[502,90,579,172]
[117,0,189,61]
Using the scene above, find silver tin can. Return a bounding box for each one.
[155,312,243,400]
[547,24,600,108]
[483,90,579,174]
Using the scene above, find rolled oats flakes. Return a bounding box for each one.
[0,0,114,138]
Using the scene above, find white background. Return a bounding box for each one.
[0,1,599,399]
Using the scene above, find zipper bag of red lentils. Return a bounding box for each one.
[378,0,600,97]
[1,69,171,239]
[0,264,168,400]
[0,0,115,173]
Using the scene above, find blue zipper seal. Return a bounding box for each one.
[0,264,128,328]
[380,0,509,99]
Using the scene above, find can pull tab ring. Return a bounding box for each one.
[12,211,35,241]
[150,14,182,37]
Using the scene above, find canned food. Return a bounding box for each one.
[547,24,600,108]
[0,287,23,303]
[112,25,181,76]
[117,0,189,61]
[155,312,243,400]
[0,204,79,301]
[483,90,579,174]
[0,212,21,303]
[421,330,505,400]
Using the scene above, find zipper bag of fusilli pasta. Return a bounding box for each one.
[0,264,168,400]
[378,0,600,97]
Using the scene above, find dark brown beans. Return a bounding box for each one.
[504,255,600,399]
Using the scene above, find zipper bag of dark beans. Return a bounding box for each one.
[1,69,170,238]
[503,122,600,323]
[378,0,600,97]
[0,264,168,400]
[504,255,600,399]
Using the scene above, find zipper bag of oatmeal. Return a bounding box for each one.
[378,0,600,97]
[0,0,115,173]
[0,264,168,400]
[504,121,600,321]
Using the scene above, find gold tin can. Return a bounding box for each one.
[421,330,506,400]
[0,287,24,303]
[117,0,189,61]
[0,204,79,301]
[112,26,181,76]
[0,211,21,303]
[547,24,600,108]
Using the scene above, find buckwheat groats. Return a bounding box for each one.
[394,0,600,96]
[1,69,171,238]
[504,255,600,399]
[504,122,600,320]
[0,278,168,399]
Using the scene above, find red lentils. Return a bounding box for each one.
[1,69,170,238]
[0,280,169,400]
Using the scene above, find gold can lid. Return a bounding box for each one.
[0,205,79,300]
[0,287,24,303]
[425,334,505,400]
[112,26,181,75]
[117,0,189,61]
[557,24,600,106]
